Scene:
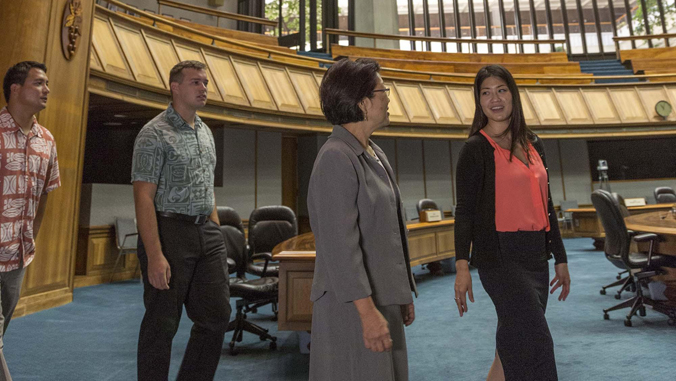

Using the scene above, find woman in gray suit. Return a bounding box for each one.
[307,58,418,381]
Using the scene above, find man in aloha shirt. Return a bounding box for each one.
[0,61,60,381]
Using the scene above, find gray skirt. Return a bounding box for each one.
[309,291,408,381]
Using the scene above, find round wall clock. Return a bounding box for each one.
[655,100,672,118]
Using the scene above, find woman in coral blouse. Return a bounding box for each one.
[453,65,571,381]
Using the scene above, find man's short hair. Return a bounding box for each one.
[169,60,207,86]
[3,61,48,103]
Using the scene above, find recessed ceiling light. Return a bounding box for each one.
[113,114,127,118]
[103,122,123,126]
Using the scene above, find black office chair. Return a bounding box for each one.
[654,186,676,204]
[599,193,634,298]
[218,206,278,355]
[416,198,441,215]
[592,190,676,326]
[247,206,298,278]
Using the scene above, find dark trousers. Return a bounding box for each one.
[137,217,231,381]
[478,231,557,381]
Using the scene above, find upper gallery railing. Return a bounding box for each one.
[99,1,676,86]
[613,33,676,58]
[156,0,276,30]
[90,4,676,139]
[323,28,568,57]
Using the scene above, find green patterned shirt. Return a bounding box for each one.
[131,103,217,216]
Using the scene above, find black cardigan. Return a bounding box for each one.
[454,132,567,269]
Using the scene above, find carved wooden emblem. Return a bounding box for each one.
[61,0,83,60]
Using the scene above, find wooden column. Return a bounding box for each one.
[0,0,95,317]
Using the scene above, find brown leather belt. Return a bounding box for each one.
[157,211,210,225]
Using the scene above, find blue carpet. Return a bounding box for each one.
[5,238,676,380]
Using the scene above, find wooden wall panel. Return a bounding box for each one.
[382,81,409,123]
[520,92,539,125]
[421,85,460,124]
[555,90,593,125]
[203,53,249,106]
[638,87,673,122]
[144,33,180,88]
[173,44,223,101]
[447,87,476,124]
[665,87,676,118]
[259,64,305,113]
[313,72,324,87]
[394,83,435,124]
[91,17,132,79]
[287,69,323,115]
[112,23,163,87]
[0,0,96,316]
[528,90,566,125]
[232,59,277,110]
[90,49,103,72]
[582,89,620,124]
[610,89,649,123]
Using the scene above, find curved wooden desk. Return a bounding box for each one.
[272,219,455,331]
[625,211,676,257]
[569,204,674,248]
[625,211,676,305]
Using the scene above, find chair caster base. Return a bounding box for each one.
[624,319,632,327]
[600,289,606,295]
[270,340,277,350]
[229,342,238,356]
[603,312,609,320]
[668,319,675,327]
[639,307,647,317]
[614,294,621,300]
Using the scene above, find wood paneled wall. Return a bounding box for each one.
[0,0,95,317]
[89,6,676,138]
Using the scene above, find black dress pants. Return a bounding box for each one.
[137,216,231,381]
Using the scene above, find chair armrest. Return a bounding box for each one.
[633,233,659,243]
[632,233,661,267]
[251,252,273,262]
[627,230,636,238]
[226,257,237,273]
[251,252,272,277]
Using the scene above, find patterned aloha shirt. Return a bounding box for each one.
[131,103,217,216]
[0,107,61,272]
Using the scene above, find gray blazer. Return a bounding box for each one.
[308,125,418,306]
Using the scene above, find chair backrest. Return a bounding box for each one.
[217,206,247,276]
[611,192,630,218]
[591,190,634,268]
[654,186,676,204]
[115,218,138,250]
[416,198,440,214]
[248,205,298,255]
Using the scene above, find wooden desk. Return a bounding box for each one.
[625,211,676,306]
[272,219,455,331]
[569,204,674,248]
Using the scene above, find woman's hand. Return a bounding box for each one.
[354,297,392,352]
[401,303,415,326]
[454,260,474,317]
[550,263,571,301]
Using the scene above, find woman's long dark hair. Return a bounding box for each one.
[469,64,534,162]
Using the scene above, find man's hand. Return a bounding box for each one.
[550,263,571,301]
[147,253,171,290]
[454,260,474,317]
[401,303,415,326]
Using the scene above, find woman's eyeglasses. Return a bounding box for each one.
[372,88,390,96]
